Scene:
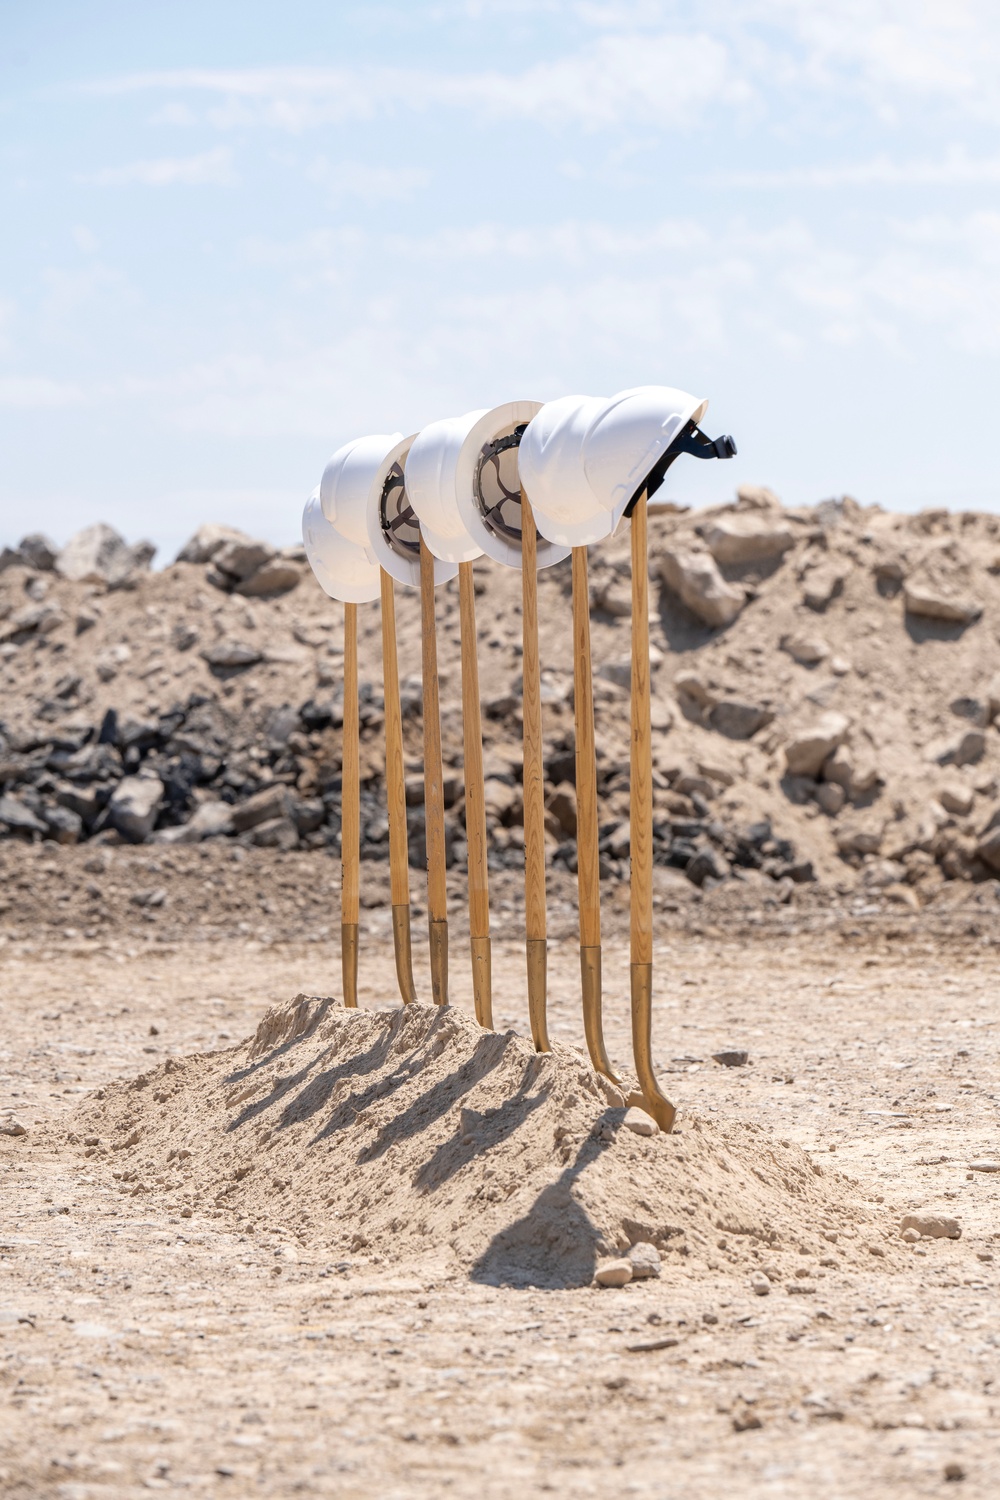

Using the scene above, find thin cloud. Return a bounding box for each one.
[717,150,1000,189]
[82,145,235,187]
[0,376,86,409]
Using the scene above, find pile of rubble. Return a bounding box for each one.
[3,491,1000,902]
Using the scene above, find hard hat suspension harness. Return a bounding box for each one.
[475,425,529,544]
[379,462,422,558]
[624,420,737,517]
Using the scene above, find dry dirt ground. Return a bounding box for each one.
[2,886,998,1499]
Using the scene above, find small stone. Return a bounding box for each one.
[901,1227,921,1244]
[900,1213,961,1240]
[108,775,164,842]
[784,712,850,777]
[781,632,830,666]
[750,1272,771,1296]
[712,1050,749,1068]
[0,1118,27,1137]
[967,1160,1000,1173]
[626,1242,661,1280]
[623,1106,658,1137]
[595,1259,633,1288]
[815,781,845,815]
[939,783,974,817]
[732,1408,763,1432]
[201,641,263,670]
[944,1462,966,1482]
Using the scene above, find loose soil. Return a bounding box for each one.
[2,910,998,1498]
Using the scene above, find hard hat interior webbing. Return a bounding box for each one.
[379,461,421,557]
[475,425,528,544]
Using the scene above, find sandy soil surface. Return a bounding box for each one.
[2,904,998,1498]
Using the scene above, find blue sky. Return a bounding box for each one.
[2,0,1000,560]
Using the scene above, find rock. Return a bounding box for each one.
[967,1160,1000,1173]
[56,523,155,587]
[234,560,301,597]
[901,1227,921,1244]
[904,581,981,625]
[701,515,796,566]
[0,546,25,572]
[660,545,745,628]
[626,1242,661,1280]
[108,775,164,842]
[781,632,830,666]
[212,537,276,581]
[939,783,974,817]
[834,818,884,857]
[200,641,263,670]
[594,1259,633,1288]
[18,533,58,571]
[546,784,577,837]
[591,581,631,617]
[986,673,1000,723]
[600,656,632,690]
[736,483,781,509]
[815,782,845,815]
[0,1118,27,1137]
[247,816,299,849]
[802,564,848,611]
[677,672,716,711]
[976,826,1000,871]
[709,699,772,740]
[171,622,199,652]
[712,1049,749,1068]
[924,729,986,768]
[750,1271,771,1296]
[686,848,729,886]
[623,1106,658,1137]
[483,778,517,822]
[784,712,850,777]
[174,523,251,565]
[899,1213,961,1240]
[822,743,879,797]
[154,800,235,844]
[0,795,47,836]
[231,783,292,833]
[41,804,83,844]
[944,1463,966,1483]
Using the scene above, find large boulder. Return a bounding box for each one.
[233,559,301,596]
[108,775,164,842]
[174,524,251,565]
[904,581,981,626]
[701,516,796,567]
[784,712,850,778]
[18,534,58,571]
[56,524,155,587]
[660,546,744,628]
[212,536,276,581]
[154,800,234,845]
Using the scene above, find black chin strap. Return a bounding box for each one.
[624,419,737,516]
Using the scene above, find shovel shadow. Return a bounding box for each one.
[470,1114,618,1290]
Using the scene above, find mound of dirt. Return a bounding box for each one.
[76,995,901,1288]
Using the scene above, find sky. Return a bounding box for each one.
[2,0,1000,562]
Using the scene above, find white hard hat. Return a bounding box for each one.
[319,432,403,548]
[302,487,380,604]
[407,401,570,570]
[365,434,458,589]
[519,386,713,549]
